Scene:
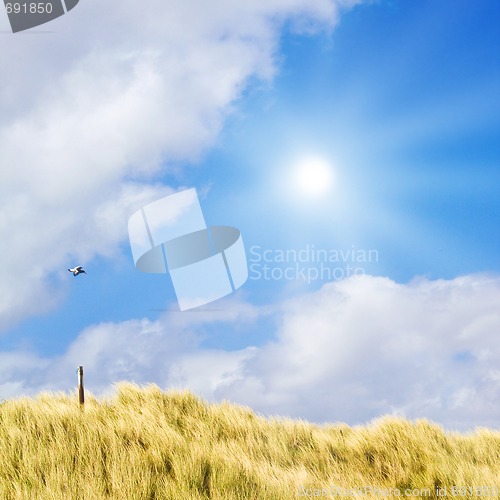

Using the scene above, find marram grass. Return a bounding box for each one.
[0,384,498,499]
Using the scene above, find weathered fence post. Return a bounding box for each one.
[77,366,85,407]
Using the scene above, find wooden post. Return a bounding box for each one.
[77,366,85,406]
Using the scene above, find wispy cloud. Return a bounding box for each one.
[1,274,499,430]
[0,0,355,331]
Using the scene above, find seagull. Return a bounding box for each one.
[68,266,86,276]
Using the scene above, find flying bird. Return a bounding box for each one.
[68,266,86,276]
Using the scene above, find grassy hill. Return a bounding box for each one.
[0,383,498,499]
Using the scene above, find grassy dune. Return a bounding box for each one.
[0,384,498,499]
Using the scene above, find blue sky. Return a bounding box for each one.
[0,0,499,430]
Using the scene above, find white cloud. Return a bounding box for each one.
[1,275,499,431]
[0,0,356,331]
[0,294,262,398]
[220,274,500,430]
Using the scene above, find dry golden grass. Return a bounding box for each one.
[0,383,499,499]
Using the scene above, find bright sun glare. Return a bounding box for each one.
[292,156,334,198]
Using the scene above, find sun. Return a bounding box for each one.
[291,156,334,198]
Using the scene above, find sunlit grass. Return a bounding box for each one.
[0,383,498,499]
